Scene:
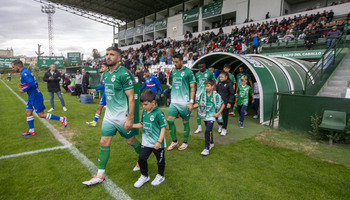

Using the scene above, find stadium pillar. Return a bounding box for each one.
[247,0,250,21]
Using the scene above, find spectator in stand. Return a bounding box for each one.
[344,20,350,35]
[326,26,342,48]
[156,68,166,84]
[210,41,217,49]
[234,41,242,54]
[135,66,144,84]
[328,9,334,22]
[167,48,174,65]
[305,30,319,50]
[266,12,270,19]
[252,34,260,54]
[75,70,83,98]
[268,32,278,43]
[43,64,67,112]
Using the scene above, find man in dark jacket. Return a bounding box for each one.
[43,64,67,112]
[82,68,90,94]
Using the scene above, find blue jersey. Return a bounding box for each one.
[20,68,40,96]
[140,74,163,96]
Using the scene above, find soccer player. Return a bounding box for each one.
[194,79,224,155]
[140,69,164,102]
[82,47,141,186]
[86,64,108,127]
[11,60,67,136]
[167,53,196,151]
[235,76,254,128]
[194,60,215,134]
[234,66,253,116]
[132,90,167,188]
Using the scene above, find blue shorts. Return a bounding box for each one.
[99,92,106,105]
[26,92,46,113]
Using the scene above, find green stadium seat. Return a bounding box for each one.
[271,42,279,48]
[318,110,347,145]
[297,39,305,46]
[318,38,326,44]
[278,42,287,47]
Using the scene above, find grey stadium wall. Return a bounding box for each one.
[190,53,314,124]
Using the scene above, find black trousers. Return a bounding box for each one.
[75,84,82,97]
[204,120,214,149]
[138,146,165,177]
[218,106,230,129]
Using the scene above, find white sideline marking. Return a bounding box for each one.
[1,79,132,200]
[0,145,69,160]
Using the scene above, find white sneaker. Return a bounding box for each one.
[218,125,223,133]
[209,144,214,150]
[48,108,54,112]
[82,175,105,186]
[63,107,67,111]
[201,149,209,155]
[167,141,179,151]
[151,174,165,186]
[133,162,140,171]
[221,128,227,136]
[194,126,202,134]
[178,143,188,151]
[253,115,258,119]
[134,175,150,188]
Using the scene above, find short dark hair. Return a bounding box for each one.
[197,60,206,65]
[106,46,122,56]
[12,60,23,67]
[144,69,149,73]
[224,64,231,69]
[208,65,214,69]
[204,79,215,86]
[140,89,155,103]
[172,53,183,61]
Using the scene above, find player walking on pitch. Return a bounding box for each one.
[82,47,141,186]
[166,53,196,151]
[11,60,67,136]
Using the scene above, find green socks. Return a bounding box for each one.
[183,120,190,143]
[167,118,177,141]
[131,139,141,154]
[197,116,202,126]
[98,145,110,170]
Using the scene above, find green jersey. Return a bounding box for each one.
[141,106,167,148]
[103,65,135,122]
[236,73,251,86]
[217,73,236,84]
[236,85,253,106]
[196,91,223,121]
[195,69,214,100]
[171,66,196,105]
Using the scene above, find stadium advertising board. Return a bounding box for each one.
[126,28,134,38]
[119,30,125,40]
[262,50,326,59]
[155,18,167,31]
[183,8,199,23]
[67,52,81,64]
[0,57,19,68]
[134,25,143,36]
[144,22,154,33]
[202,0,223,18]
[38,56,64,68]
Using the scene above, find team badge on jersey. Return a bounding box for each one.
[181,72,184,76]
[150,115,154,121]
[205,73,208,77]
[111,75,116,82]
[129,79,133,85]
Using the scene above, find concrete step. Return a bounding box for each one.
[323,86,347,94]
[331,75,350,81]
[327,80,348,87]
[319,91,342,98]
[335,70,350,76]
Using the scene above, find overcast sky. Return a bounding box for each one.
[0,0,113,59]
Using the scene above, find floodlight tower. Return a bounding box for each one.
[41,5,55,56]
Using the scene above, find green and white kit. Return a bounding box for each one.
[236,85,253,106]
[141,106,167,148]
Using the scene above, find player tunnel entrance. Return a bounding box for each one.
[190,52,314,124]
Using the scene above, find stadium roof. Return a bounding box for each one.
[48,0,190,23]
